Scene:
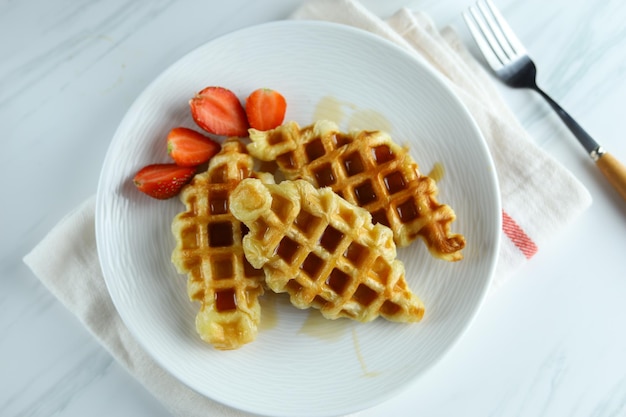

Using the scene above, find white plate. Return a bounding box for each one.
[96,21,500,417]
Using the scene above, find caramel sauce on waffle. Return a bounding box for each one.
[171,139,267,350]
[229,178,425,323]
[247,120,465,260]
[171,119,461,349]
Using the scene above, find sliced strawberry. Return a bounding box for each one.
[190,86,249,137]
[245,88,287,131]
[133,163,195,200]
[167,127,220,167]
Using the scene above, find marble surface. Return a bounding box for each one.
[2,0,625,416]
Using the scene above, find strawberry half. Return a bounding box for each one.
[190,86,249,137]
[245,88,287,131]
[133,163,196,200]
[167,127,220,167]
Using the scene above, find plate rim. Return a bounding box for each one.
[95,19,501,417]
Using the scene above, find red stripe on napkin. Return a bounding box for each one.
[502,210,538,259]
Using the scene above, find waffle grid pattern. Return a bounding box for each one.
[230,178,425,323]
[248,120,465,260]
[171,139,265,349]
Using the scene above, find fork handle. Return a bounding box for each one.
[534,86,626,201]
[534,87,599,154]
[595,151,626,201]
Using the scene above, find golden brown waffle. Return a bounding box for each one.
[171,138,271,350]
[247,120,465,261]
[229,178,425,323]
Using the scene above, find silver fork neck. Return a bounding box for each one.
[590,146,606,161]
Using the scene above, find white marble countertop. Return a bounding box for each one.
[2,0,626,416]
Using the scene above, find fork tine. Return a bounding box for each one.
[463,7,507,69]
[481,0,526,56]
[476,0,516,60]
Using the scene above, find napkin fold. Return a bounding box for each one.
[24,1,592,416]
[24,197,252,417]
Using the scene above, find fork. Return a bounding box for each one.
[464,0,626,201]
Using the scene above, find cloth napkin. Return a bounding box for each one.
[23,1,592,416]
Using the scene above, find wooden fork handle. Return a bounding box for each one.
[595,151,626,201]
[538,89,626,202]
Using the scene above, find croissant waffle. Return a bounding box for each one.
[171,138,270,350]
[229,178,425,323]
[247,120,465,261]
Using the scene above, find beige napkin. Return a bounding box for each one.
[23,1,592,416]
